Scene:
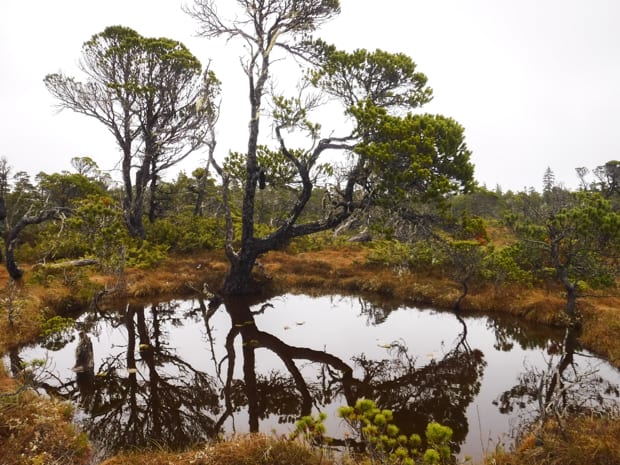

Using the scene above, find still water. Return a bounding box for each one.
[9,293,620,461]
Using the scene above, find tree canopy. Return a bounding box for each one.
[45,25,220,238]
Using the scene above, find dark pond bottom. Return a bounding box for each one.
[8,293,620,462]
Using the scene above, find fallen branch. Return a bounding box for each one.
[44,258,99,269]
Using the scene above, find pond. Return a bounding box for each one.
[7,293,620,462]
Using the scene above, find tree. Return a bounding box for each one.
[36,171,106,208]
[70,156,98,177]
[186,0,474,294]
[441,240,486,312]
[4,207,70,279]
[508,190,620,318]
[45,26,220,238]
[542,166,555,195]
[593,160,620,199]
[0,160,75,279]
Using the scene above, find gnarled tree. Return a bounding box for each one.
[45,26,220,238]
[186,0,474,294]
[508,188,620,318]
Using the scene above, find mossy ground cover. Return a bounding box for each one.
[0,245,619,464]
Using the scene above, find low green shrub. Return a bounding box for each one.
[293,399,454,465]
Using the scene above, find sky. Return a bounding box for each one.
[1,0,619,192]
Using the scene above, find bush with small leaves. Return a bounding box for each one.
[337,398,453,465]
[292,412,328,445]
[39,316,76,351]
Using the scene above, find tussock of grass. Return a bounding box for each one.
[100,434,335,465]
[0,370,91,465]
[580,299,620,367]
[0,284,45,353]
[486,415,620,465]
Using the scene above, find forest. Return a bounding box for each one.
[1,1,620,464]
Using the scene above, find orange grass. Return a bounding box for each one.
[100,433,335,465]
[0,365,91,465]
[486,415,620,465]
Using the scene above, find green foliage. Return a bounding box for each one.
[125,240,168,269]
[456,212,489,244]
[293,412,329,445]
[337,398,453,465]
[145,214,225,253]
[39,316,76,351]
[63,195,128,271]
[83,25,201,81]
[27,267,97,304]
[310,42,433,110]
[352,105,475,203]
[17,195,170,271]
[440,239,487,284]
[287,230,342,253]
[481,245,532,288]
[292,401,453,465]
[225,146,333,189]
[35,171,105,208]
[368,237,489,281]
[366,240,417,269]
[510,190,620,291]
[424,422,453,463]
[27,267,60,287]
[272,94,322,138]
[449,187,506,220]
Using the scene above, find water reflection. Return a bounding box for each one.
[351,316,486,451]
[495,325,620,425]
[485,316,557,353]
[15,294,620,460]
[40,303,221,453]
[215,297,356,433]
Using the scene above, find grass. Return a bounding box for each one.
[485,414,620,465]
[0,365,91,465]
[0,244,619,464]
[99,434,337,465]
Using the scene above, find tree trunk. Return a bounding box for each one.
[194,149,214,216]
[5,239,22,280]
[242,341,259,432]
[222,251,260,295]
[0,197,5,264]
[565,283,577,318]
[127,167,146,239]
[557,267,577,318]
[544,325,580,410]
[454,279,469,312]
[193,174,207,216]
[551,239,578,319]
[148,157,158,223]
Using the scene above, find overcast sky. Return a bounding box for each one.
[1,0,619,192]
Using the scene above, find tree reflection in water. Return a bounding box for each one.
[198,298,485,455]
[214,297,356,433]
[485,316,557,353]
[351,315,486,453]
[35,296,489,457]
[494,324,620,434]
[40,302,221,455]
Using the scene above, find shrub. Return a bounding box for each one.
[294,399,454,465]
[145,214,226,253]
